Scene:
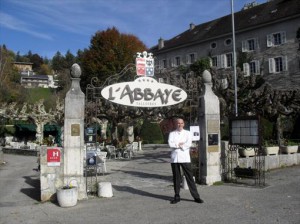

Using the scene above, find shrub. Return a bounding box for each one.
[140,120,164,144]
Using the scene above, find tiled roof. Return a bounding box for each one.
[151,0,300,52]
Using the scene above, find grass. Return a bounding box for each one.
[26,88,53,104]
[213,181,224,186]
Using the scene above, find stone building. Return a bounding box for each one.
[13,62,33,72]
[150,0,300,89]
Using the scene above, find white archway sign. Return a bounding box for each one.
[101,76,187,108]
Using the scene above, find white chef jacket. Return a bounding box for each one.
[168,129,192,163]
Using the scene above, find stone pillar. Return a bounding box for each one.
[199,70,222,185]
[63,63,87,199]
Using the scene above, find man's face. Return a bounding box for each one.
[176,119,185,131]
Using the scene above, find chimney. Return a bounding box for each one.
[158,37,164,49]
[190,23,195,30]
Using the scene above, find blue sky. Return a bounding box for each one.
[0,0,265,59]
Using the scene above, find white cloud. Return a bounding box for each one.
[0,12,53,40]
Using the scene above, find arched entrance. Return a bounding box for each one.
[84,53,202,194]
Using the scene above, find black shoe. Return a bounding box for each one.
[170,198,180,204]
[194,198,204,203]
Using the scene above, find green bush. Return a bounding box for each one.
[140,120,164,144]
[262,117,274,140]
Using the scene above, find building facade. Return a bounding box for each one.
[150,0,300,90]
[13,62,58,88]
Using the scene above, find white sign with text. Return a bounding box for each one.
[101,77,187,107]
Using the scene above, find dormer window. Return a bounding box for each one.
[271,9,277,14]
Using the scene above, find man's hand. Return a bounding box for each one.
[178,142,184,149]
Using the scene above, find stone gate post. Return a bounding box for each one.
[63,63,87,199]
[198,70,222,185]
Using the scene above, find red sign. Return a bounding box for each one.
[47,148,61,167]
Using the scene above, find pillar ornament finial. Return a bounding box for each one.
[70,63,81,78]
[202,70,212,84]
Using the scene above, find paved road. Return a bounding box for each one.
[0,147,299,224]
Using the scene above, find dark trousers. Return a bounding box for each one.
[171,163,200,199]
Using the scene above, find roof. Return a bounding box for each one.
[151,0,300,52]
[21,75,49,80]
[15,124,60,132]
[13,62,34,65]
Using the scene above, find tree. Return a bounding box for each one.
[29,53,44,71]
[65,50,76,69]
[39,64,52,75]
[51,51,66,72]
[190,57,211,76]
[0,45,21,103]
[80,27,147,90]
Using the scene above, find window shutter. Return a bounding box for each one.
[186,55,190,64]
[169,58,173,67]
[217,55,221,68]
[220,54,226,68]
[255,60,260,75]
[268,58,275,73]
[267,34,273,47]
[281,31,286,44]
[255,38,259,50]
[243,63,250,76]
[283,56,288,71]
[242,40,247,52]
[209,57,212,67]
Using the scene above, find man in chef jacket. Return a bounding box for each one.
[168,118,204,204]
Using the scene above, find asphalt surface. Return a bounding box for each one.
[0,146,299,224]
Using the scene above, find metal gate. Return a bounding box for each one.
[226,116,265,187]
[83,64,202,194]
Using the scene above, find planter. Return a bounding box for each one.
[263,146,279,156]
[57,187,78,208]
[280,145,299,154]
[238,148,255,157]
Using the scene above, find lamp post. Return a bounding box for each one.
[231,0,238,117]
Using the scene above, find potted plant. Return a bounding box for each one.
[56,183,78,208]
[280,139,299,154]
[263,140,279,156]
[238,146,256,157]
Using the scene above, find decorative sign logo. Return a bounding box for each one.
[101,77,187,108]
[47,147,61,167]
[136,51,154,77]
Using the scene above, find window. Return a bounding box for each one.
[158,78,164,83]
[243,60,260,76]
[226,53,233,68]
[242,38,258,52]
[210,42,217,49]
[171,56,181,67]
[267,31,286,47]
[212,53,232,69]
[163,60,167,68]
[211,56,218,67]
[175,56,181,66]
[186,53,197,64]
[219,53,232,68]
[268,56,288,73]
[225,38,232,46]
[159,60,167,69]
